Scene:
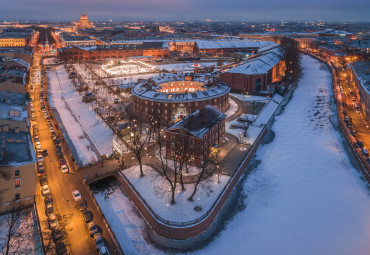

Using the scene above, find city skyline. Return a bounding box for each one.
[1,0,370,22]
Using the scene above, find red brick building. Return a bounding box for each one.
[165,105,226,165]
[219,48,285,92]
[58,42,170,62]
[132,74,230,123]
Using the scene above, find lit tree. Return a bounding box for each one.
[125,118,153,177]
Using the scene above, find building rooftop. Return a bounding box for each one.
[351,61,370,94]
[0,131,35,166]
[132,73,230,103]
[224,47,283,75]
[0,91,26,105]
[0,103,27,122]
[167,105,226,138]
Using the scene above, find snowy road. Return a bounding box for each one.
[196,55,370,255]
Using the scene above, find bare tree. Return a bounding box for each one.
[125,118,153,177]
[188,152,210,202]
[0,202,34,255]
[156,128,181,204]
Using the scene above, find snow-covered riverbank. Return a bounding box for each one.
[196,55,370,255]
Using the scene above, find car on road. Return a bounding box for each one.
[61,165,69,173]
[40,177,48,186]
[42,185,50,196]
[361,148,369,157]
[88,221,99,237]
[94,233,104,251]
[77,199,87,211]
[55,240,67,255]
[357,141,364,148]
[83,210,93,223]
[53,228,63,242]
[72,190,81,201]
[45,204,54,216]
[350,130,356,137]
[44,193,53,205]
[48,214,58,229]
[37,154,44,163]
[59,158,66,165]
[57,153,64,159]
[99,246,110,255]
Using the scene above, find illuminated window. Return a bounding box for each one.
[14,178,21,188]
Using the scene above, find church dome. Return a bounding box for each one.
[80,13,89,22]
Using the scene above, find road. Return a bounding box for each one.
[31,54,122,255]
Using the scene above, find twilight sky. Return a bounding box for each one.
[2,0,369,22]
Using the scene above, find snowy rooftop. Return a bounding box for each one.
[350,61,370,94]
[224,48,283,75]
[0,131,35,166]
[167,105,226,138]
[0,103,27,121]
[132,73,230,103]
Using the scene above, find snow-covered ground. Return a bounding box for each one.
[48,66,113,165]
[122,165,230,222]
[226,93,282,144]
[225,97,238,118]
[196,55,370,255]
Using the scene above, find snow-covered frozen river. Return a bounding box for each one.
[196,55,370,255]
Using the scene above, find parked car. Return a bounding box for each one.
[77,199,87,211]
[45,204,54,215]
[59,159,66,165]
[55,240,67,255]
[83,210,93,223]
[61,165,69,173]
[94,233,104,251]
[42,185,50,196]
[40,177,48,186]
[53,228,63,242]
[37,154,44,163]
[361,148,369,157]
[357,141,364,148]
[44,193,53,205]
[48,214,58,229]
[72,190,81,201]
[88,221,99,237]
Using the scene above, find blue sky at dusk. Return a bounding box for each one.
[2,0,369,21]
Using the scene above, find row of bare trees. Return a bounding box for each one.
[123,117,216,205]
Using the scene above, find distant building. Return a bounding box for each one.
[350,61,370,117]
[0,29,33,47]
[59,32,96,47]
[58,42,170,62]
[165,105,226,165]
[220,48,285,92]
[74,13,94,29]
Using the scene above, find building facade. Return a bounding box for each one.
[132,74,230,123]
[350,61,370,117]
[220,48,285,92]
[165,105,226,165]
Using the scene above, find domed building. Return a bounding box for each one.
[75,13,94,29]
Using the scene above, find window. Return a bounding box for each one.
[15,170,20,176]
[14,178,21,188]
[15,193,20,200]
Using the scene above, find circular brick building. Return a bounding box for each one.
[132,73,230,122]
